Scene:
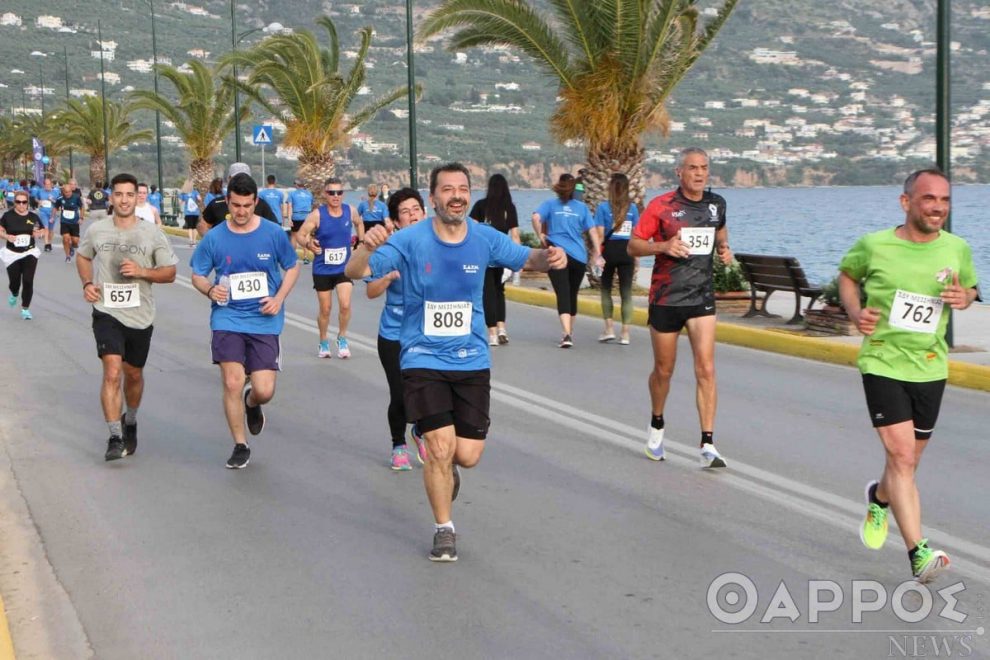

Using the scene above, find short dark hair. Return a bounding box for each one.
[324,177,343,187]
[429,162,471,195]
[226,173,258,199]
[266,174,276,185]
[903,168,949,196]
[110,173,139,192]
[137,182,149,192]
[387,187,425,222]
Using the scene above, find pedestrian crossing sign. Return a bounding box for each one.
[252,124,273,145]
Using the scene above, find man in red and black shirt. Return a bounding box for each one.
[629,147,733,468]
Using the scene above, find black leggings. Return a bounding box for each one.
[483,267,506,327]
[548,254,586,316]
[7,255,38,308]
[377,335,406,447]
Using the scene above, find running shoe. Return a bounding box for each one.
[336,337,351,359]
[21,309,31,320]
[69,248,75,257]
[429,527,457,562]
[497,332,509,345]
[226,443,251,469]
[65,256,71,263]
[409,424,427,464]
[123,421,138,456]
[303,258,311,265]
[598,332,616,343]
[859,480,888,550]
[645,427,666,461]
[391,445,412,471]
[911,539,950,584]
[105,436,126,462]
[559,334,573,348]
[700,443,727,468]
[488,334,499,347]
[244,386,265,436]
[44,244,51,253]
[7,294,15,307]
[619,336,630,345]
[452,465,461,502]
[318,340,332,358]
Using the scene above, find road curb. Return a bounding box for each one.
[505,285,990,393]
[0,595,14,660]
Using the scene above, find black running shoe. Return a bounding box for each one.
[452,465,461,502]
[244,386,265,436]
[123,421,137,456]
[429,528,457,562]
[105,436,126,461]
[226,444,251,469]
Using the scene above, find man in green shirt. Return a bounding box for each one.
[839,168,980,583]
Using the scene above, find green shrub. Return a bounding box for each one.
[713,258,749,293]
[518,231,542,248]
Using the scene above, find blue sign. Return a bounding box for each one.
[252,124,273,145]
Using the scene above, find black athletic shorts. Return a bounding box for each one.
[60,224,80,238]
[861,373,946,440]
[291,220,305,233]
[183,214,199,230]
[402,369,490,440]
[648,303,715,333]
[92,309,154,368]
[313,273,352,291]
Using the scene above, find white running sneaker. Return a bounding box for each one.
[700,443,727,469]
[645,427,665,461]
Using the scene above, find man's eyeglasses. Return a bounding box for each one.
[324,190,344,196]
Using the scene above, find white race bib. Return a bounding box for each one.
[102,283,140,309]
[889,289,943,334]
[323,247,347,266]
[424,301,471,337]
[62,209,76,220]
[185,199,198,214]
[614,220,633,237]
[13,234,30,248]
[40,200,52,208]
[229,271,269,301]
[680,227,715,255]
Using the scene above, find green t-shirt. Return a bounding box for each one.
[839,227,979,382]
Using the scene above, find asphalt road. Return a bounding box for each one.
[1,236,987,659]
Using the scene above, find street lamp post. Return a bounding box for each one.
[30,51,46,117]
[405,0,418,189]
[97,20,111,182]
[936,0,952,347]
[62,46,74,175]
[149,0,164,193]
[229,10,284,163]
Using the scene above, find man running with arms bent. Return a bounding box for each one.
[840,168,980,583]
[628,147,732,467]
[347,163,566,562]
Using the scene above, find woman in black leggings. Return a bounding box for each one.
[1,191,44,320]
[469,174,520,346]
[532,174,603,348]
[595,173,640,345]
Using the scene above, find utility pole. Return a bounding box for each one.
[935,0,952,347]
[405,0,418,188]
[150,0,164,193]
[98,20,111,182]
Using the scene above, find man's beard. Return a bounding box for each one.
[434,199,468,225]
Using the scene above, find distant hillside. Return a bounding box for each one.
[1,0,988,187]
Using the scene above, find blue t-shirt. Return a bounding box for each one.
[357,199,389,226]
[594,201,640,240]
[377,275,405,342]
[190,220,298,335]
[34,189,57,222]
[288,188,313,221]
[313,205,353,276]
[368,220,530,371]
[5,183,22,202]
[55,191,84,224]
[148,191,163,212]
[536,198,595,262]
[180,191,201,217]
[258,188,285,225]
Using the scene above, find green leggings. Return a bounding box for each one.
[600,260,634,324]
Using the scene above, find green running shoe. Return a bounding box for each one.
[911,539,949,584]
[859,480,888,550]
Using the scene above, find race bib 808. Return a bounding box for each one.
[424,301,471,337]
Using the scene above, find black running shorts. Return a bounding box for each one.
[648,303,715,333]
[861,373,946,440]
[60,224,80,238]
[92,309,154,368]
[183,214,199,230]
[402,369,491,440]
[313,273,352,291]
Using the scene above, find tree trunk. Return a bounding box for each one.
[297,152,336,197]
[190,158,215,195]
[89,154,107,187]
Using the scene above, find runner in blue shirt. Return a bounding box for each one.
[33,178,58,252]
[190,173,300,470]
[357,183,390,234]
[54,181,85,262]
[147,185,163,213]
[258,175,286,232]
[532,173,603,348]
[594,173,640,345]
[179,185,202,247]
[287,179,314,263]
[347,162,566,562]
[295,177,361,359]
[364,187,429,471]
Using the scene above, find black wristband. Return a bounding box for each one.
[82,281,93,290]
[206,285,215,298]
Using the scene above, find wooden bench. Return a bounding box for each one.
[734,253,824,324]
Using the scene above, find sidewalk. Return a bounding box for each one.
[506,273,990,392]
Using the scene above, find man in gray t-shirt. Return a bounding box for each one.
[76,173,178,462]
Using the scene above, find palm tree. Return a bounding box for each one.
[0,115,29,177]
[224,16,414,193]
[130,60,246,193]
[53,96,152,185]
[418,0,738,208]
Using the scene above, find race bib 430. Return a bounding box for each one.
[229,272,269,301]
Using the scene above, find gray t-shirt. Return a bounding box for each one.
[77,218,178,329]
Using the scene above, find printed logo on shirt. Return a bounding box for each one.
[425,262,432,274]
[672,210,686,218]
[935,267,952,284]
[709,204,718,219]
[257,252,271,261]
[462,264,479,275]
